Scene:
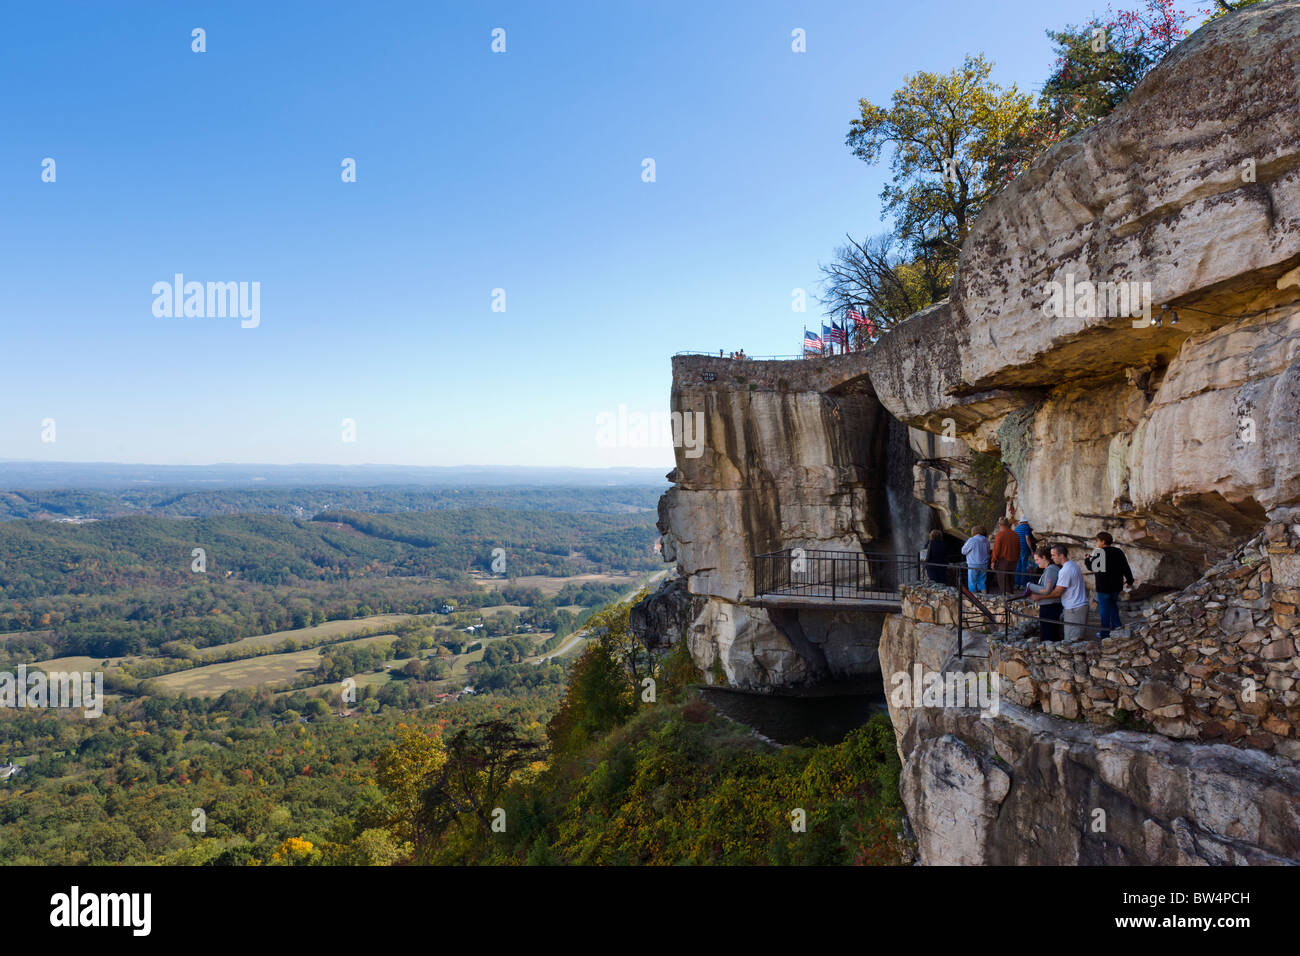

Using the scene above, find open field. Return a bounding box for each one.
[475,572,644,596]
[31,654,138,673]
[196,613,427,660]
[477,604,532,618]
[148,634,399,698]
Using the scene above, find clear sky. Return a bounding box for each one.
[0,0,1149,469]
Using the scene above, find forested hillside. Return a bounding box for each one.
[0,497,658,662]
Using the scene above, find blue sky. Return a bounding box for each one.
[0,0,1158,469]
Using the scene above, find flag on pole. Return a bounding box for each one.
[803,330,824,355]
[848,308,878,349]
[829,320,847,345]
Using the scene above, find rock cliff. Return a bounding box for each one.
[866,1,1300,585]
[637,3,1300,863]
[636,354,929,688]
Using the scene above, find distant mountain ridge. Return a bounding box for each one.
[0,461,669,490]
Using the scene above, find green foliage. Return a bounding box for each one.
[547,637,634,756]
[0,501,657,663]
[995,405,1039,487]
[847,53,1035,262]
[954,451,1009,534]
[428,703,908,866]
[989,1,1193,184]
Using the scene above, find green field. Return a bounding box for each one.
[196,613,427,660]
[30,654,137,673]
[149,634,399,698]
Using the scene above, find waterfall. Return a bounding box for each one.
[879,416,936,559]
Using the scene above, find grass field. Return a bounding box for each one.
[475,572,643,596]
[149,634,399,698]
[30,654,140,676]
[196,613,427,660]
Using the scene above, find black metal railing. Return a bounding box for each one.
[753,549,924,603]
[751,550,1127,659]
[940,562,1120,658]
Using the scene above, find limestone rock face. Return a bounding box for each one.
[880,600,1300,864]
[954,1,1300,391]
[863,1,1300,577]
[900,733,1010,866]
[639,355,902,689]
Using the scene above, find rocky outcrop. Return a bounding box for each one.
[881,579,1300,865]
[638,4,1300,864]
[862,1,1300,583]
[638,354,922,689]
[642,3,1300,864]
[991,517,1300,753]
[899,704,1300,865]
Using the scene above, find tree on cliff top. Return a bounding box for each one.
[989,0,1194,184]
[818,232,950,346]
[846,53,1035,265]
[1204,0,1265,21]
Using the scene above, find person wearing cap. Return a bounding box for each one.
[1013,514,1037,587]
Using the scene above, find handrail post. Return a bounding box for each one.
[957,587,963,658]
[831,556,837,601]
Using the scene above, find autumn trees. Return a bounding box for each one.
[822,0,1199,345]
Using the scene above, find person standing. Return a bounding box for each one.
[923,529,949,585]
[1085,531,1135,638]
[1052,543,1089,641]
[1013,514,1037,587]
[1026,545,1063,640]
[961,526,990,593]
[991,517,1020,593]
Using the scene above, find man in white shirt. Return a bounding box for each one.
[1050,544,1090,641]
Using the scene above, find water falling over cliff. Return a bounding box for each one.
[877,416,935,558]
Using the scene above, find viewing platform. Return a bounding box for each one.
[748,549,922,613]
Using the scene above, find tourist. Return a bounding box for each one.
[923,529,949,585]
[1085,531,1135,639]
[991,517,1020,593]
[1013,513,1037,587]
[961,525,990,593]
[1026,545,1063,641]
[1052,543,1089,641]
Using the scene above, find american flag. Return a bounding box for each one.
[848,308,878,343]
[803,330,824,354]
[829,320,847,345]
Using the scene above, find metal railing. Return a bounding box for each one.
[751,550,1124,659]
[936,562,1118,658]
[674,351,810,360]
[754,549,924,603]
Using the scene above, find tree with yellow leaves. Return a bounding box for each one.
[846,53,1034,266]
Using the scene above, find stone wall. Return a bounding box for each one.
[984,517,1300,757]
[883,566,1300,865]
